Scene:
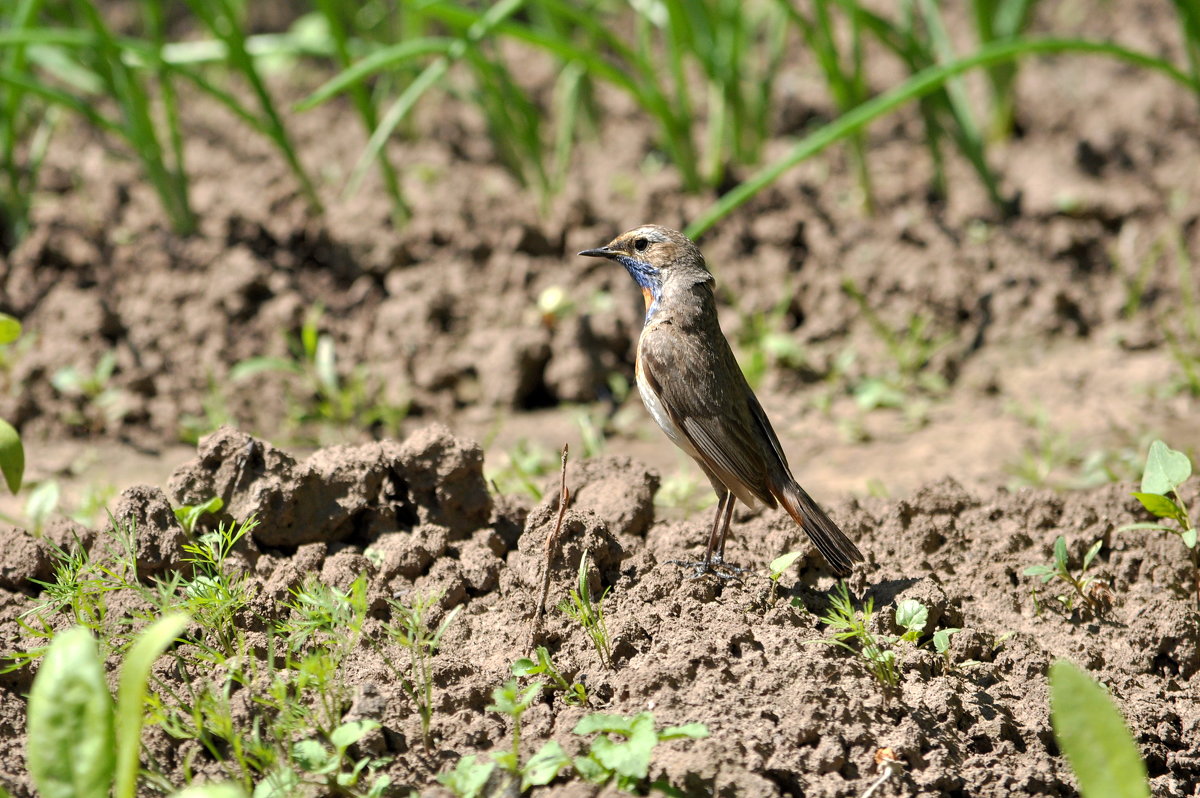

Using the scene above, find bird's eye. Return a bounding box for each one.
[634,237,649,252]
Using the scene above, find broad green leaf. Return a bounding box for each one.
[895,599,928,633]
[1140,440,1191,495]
[932,628,960,654]
[1049,660,1150,798]
[252,768,298,798]
[27,626,115,798]
[330,719,379,751]
[1184,528,1197,549]
[290,740,333,773]
[1083,539,1103,570]
[25,480,60,531]
[573,712,637,736]
[572,754,608,783]
[521,740,570,789]
[1022,565,1054,577]
[114,613,190,798]
[1131,492,1182,519]
[768,550,803,578]
[511,657,540,676]
[0,313,20,345]
[436,755,494,798]
[1053,536,1068,571]
[589,714,657,779]
[0,419,23,494]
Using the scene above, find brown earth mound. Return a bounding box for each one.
[2,425,1197,796]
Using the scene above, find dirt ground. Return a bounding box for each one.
[1,0,1199,795]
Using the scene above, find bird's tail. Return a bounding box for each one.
[775,480,863,577]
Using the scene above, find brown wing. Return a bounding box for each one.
[638,321,778,507]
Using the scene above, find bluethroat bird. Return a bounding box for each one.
[580,225,864,577]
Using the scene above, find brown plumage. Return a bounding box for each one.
[580,224,863,576]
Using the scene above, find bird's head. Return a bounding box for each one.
[578,224,711,317]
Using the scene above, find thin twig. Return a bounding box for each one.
[529,444,570,649]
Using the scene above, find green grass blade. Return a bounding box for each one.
[184,0,321,215]
[295,38,457,111]
[114,613,190,798]
[1049,660,1150,798]
[687,37,1200,237]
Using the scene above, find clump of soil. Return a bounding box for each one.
[1,424,1197,796]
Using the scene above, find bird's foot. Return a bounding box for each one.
[667,554,746,581]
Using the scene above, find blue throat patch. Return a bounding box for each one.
[615,254,662,319]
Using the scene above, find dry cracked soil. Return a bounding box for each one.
[1,0,1200,795]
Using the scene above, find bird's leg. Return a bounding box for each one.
[667,490,744,580]
[707,492,745,575]
[702,490,732,567]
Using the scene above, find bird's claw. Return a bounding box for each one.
[667,555,746,582]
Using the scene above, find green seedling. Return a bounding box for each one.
[26,614,206,798]
[486,680,570,790]
[572,712,709,792]
[179,516,256,656]
[0,312,23,493]
[842,278,951,410]
[735,291,808,391]
[767,551,804,603]
[383,591,460,749]
[287,720,391,798]
[1120,439,1199,611]
[805,583,899,687]
[174,496,224,535]
[231,305,407,443]
[1023,536,1107,617]
[51,350,125,430]
[805,585,941,687]
[654,468,715,515]
[486,439,557,500]
[1049,660,1150,798]
[559,551,612,670]
[24,479,59,534]
[512,646,588,707]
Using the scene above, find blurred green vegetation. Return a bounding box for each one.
[2,0,1199,250]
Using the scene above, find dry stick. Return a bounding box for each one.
[529,444,570,650]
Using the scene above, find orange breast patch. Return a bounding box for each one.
[642,287,654,312]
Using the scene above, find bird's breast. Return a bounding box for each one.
[635,331,701,461]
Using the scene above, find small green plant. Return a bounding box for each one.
[1049,660,1150,798]
[571,712,709,792]
[288,720,391,798]
[1023,536,1107,617]
[734,292,808,390]
[173,496,224,535]
[1121,439,1199,611]
[767,550,803,603]
[512,646,588,707]
[25,614,232,798]
[486,439,557,500]
[51,350,126,430]
[0,312,23,494]
[231,305,408,442]
[559,552,612,670]
[383,591,461,749]
[178,516,256,655]
[438,707,708,797]
[805,584,932,687]
[841,279,951,412]
[654,468,715,515]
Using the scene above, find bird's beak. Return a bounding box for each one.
[578,245,616,259]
